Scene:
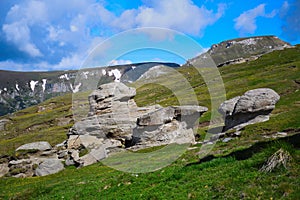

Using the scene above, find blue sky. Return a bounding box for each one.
[0,0,299,71]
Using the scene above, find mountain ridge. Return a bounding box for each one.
[0,62,179,115]
[190,35,292,67]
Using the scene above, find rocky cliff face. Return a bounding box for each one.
[189,35,292,67]
[0,62,179,116]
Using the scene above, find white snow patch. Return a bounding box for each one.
[30,80,39,92]
[108,69,122,82]
[59,74,70,80]
[236,38,261,46]
[16,84,20,91]
[102,69,107,76]
[83,72,89,79]
[70,83,82,93]
[131,66,136,70]
[42,79,47,92]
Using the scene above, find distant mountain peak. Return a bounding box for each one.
[190,35,292,67]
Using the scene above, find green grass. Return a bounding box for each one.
[0,144,299,199]
[0,45,300,199]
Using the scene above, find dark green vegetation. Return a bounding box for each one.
[0,45,300,199]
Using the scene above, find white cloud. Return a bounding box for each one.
[2,1,48,57]
[234,4,277,35]
[280,1,289,17]
[2,21,43,57]
[112,0,226,36]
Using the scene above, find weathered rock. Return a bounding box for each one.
[72,83,138,140]
[13,173,27,178]
[16,141,52,152]
[0,163,9,177]
[9,159,31,166]
[222,138,233,143]
[65,157,75,166]
[218,96,240,116]
[132,120,195,148]
[57,150,68,159]
[35,159,64,176]
[89,82,136,115]
[40,150,57,157]
[132,105,207,148]
[219,88,280,131]
[78,145,107,167]
[138,107,175,126]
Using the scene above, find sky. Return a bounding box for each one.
[0,0,299,71]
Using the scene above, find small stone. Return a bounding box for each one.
[276,132,287,137]
[222,138,233,143]
[65,157,75,166]
[13,173,27,178]
[0,163,9,177]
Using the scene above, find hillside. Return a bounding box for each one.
[0,43,299,198]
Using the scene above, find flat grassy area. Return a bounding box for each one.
[0,46,300,199]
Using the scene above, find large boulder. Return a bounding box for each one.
[16,141,52,152]
[35,159,64,176]
[219,88,280,131]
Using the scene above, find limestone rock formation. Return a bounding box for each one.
[16,141,52,152]
[65,82,208,166]
[132,106,208,148]
[219,88,280,131]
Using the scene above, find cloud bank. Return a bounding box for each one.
[0,0,226,71]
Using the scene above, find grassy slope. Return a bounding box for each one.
[0,94,73,156]
[0,46,300,199]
